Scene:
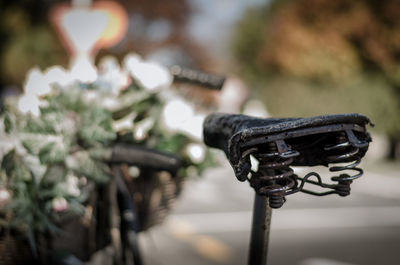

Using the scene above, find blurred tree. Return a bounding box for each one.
[0,0,213,89]
[103,0,213,69]
[233,0,400,159]
[0,0,67,88]
[123,0,191,26]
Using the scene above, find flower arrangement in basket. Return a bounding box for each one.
[0,54,217,262]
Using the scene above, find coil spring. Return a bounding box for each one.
[324,132,364,196]
[248,130,367,207]
[249,142,298,209]
[295,131,365,197]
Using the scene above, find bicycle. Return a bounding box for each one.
[49,67,227,265]
[203,112,373,265]
[109,73,373,265]
[83,68,226,265]
[0,66,373,265]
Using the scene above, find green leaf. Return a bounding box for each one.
[1,149,17,176]
[26,227,38,258]
[38,141,68,164]
[111,90,156,120]
[155,133,188,154]
[66,199,85,216]
[20,133,52,155]
[1,149,32,181]
[24,115,57,134]
[66,151,109,183]
[40,165,66,186]
[46,87,87,113]
[3,113,13,133]
[79,108,116,146]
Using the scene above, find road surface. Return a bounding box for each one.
[138,159,400,265]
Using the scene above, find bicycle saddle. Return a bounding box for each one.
[204,113,373,208]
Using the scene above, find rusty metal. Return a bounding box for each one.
[203,113,373,265]
[242,124,369,208]
[203,113,373,208]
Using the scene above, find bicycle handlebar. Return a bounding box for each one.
[110,143,182,175]
[170,65,225,90]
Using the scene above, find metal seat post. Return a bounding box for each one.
[248,194,272,265]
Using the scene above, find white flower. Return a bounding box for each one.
[178,114,206,142]
[79,177,87,186]
[161,98,205,141]
[0,187,11,207]
[96,56,130,95]
[128,166,140,178]
[18,93,41,117]
[23,154,47,182]
[60,114,78,136]
[162,98,194,131]
[70,55,98,83]
[124,53,172,91]
[186,143,206,164]
[44,65,73,87]
[52,197,69,212]
[101,97,121,111]
[66,174,80,197]
[123,53,141,69]
[134,117,155,141]
[112,112,136,131]
[24,67,52,97]
[83,90,100,102]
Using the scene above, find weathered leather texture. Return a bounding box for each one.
[203,113,372,181]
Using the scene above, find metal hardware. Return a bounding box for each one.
[203,112,373,265]
[244,126,369,209]
[248,194,272,265]
[170,65,225,90]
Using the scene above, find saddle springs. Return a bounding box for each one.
[242,124,371,209]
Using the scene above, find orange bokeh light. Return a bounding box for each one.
[50,1,128,55]
[95,1,128,49]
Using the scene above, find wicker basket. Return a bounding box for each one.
[121,165,184,231]
[0,187,100,264]
[0,167,184,264]
[0,232,34,265]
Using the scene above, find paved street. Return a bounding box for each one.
[138,155,400,265]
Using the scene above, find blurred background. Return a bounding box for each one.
[1,0,400,157]
[0,0,399,264]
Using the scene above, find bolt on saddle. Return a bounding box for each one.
[203,113,373,208]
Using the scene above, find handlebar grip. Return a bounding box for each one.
[170,65,225,90]
[110,144,182,174]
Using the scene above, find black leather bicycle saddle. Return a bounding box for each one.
[204,113,373,182]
